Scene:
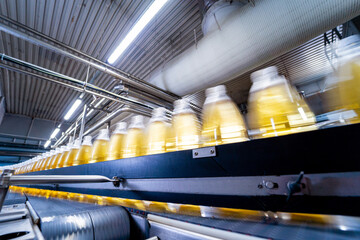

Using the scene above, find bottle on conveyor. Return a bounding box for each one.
[123,115,145,158]
[108,122,127,160]
[63,139,81,167]
[91,129,110,163]
[75,136,93,165]
[146,107,169,155]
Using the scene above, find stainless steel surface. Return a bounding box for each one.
[25,201,39,224]
[148,214,265,240]
[192,146,216,158]
[56,172,360,197]
[9,174,114,185]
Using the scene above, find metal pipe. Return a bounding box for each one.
[0,20,179,103]
[9,175,114,185]
[26,201,39,224]
[0,53,155,110]
[78,105,87,142]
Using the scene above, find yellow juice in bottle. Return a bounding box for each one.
[123,116,145,158]
[44,150,56,170]
[108,122,127,160]
[75,136,93,165]
[51,146,66,169]
[35,154,47,171]
[146,108,168,155]
[63,139,81,167]
[247,66,316,138]
[58,144,71,168]
[327,35,360,124]
[91,129,110,163]
[202,85,248,146]
[47,148,60,170]
[172,99,200,150]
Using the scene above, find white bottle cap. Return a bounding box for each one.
[60,145,67,152]
[250,66,287,92]
[113,122,127,134]
[129,115,145,129]
[97,129,110,141]
[250,66,278,83]
[72,139,81,149]
[150,107,167,123]
[82,136,92,146]
[204,85,230,105]
[173,99,194,115]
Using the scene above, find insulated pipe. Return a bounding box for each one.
[0,19,179,103]
[148,0,360,96]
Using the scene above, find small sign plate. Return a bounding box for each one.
[192,147,216,159]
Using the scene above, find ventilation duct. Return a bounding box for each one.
[147,0,360,96]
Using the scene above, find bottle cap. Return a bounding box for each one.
[82,136,92,146]
[250,66,287,92]
[60,146,67,152]
[97,129,110,141]
[129,115,145,129]
[204,85,230,105]
[150,107,167,123]
[72,139,81,149]
[173,99,194,115]
[113,122,127,134]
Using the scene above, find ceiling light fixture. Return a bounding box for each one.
[50,128,60,139]
[107,0,169,64]
[64,99,82,120]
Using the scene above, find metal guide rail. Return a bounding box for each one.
[16,123,360,216]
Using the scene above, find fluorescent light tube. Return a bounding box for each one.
[50,128,60,139]
[64,99,82,120]
[44,140,51,148]
[107,0,169,64]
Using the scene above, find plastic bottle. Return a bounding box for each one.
[75,136,93,165]
[171,99,200,150]
[326,35,360,123]
[123,116,145,158]
[37,153,49,171]
[247,66,317,138]
[47,147,61,170]
[108,122,127,160]
[91,129,110,163]
[146,108,169,155]
[44,150,56,170]
[63,139,81,167]
[201,85,249,146]
[58,143,72,168]
[52,146,66,169]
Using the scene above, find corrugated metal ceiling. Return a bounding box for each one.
[0,0,203,122]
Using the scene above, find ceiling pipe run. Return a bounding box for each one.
[147,0,360,96]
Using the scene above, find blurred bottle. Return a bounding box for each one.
[75,136,93,165]
[52,146,66,169]
[58,143,72,168]
[91,129,110,163]
[327,35,360,123]
[38,153,49,171]
[63,139,81,167]
[108,122,127,160]
[48,147,61,170]
[171,99,200,150]
[123,116,145,158]
[201,85,249,146]
[44,150,56,170]
[31,156,40,172]
[247,66,317,138]
[146,108,169,155]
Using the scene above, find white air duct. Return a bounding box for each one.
[147,0,360,96]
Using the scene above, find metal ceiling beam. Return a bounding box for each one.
[0,18,180,104]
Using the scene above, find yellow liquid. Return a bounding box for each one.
[202,100,248,146]
[75,145,92,165]
[172,113,200,150]
[38,158,48,171]
[146,122,167,155]
[123,128,144,158]
[63,148,79,167]
[247,83,316,138]
[44,155,55,170]
[336,60,360,123]
[108,134,126,160]
[50,153,62,169]
[91,139,109,163]
[57,151,70,168]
